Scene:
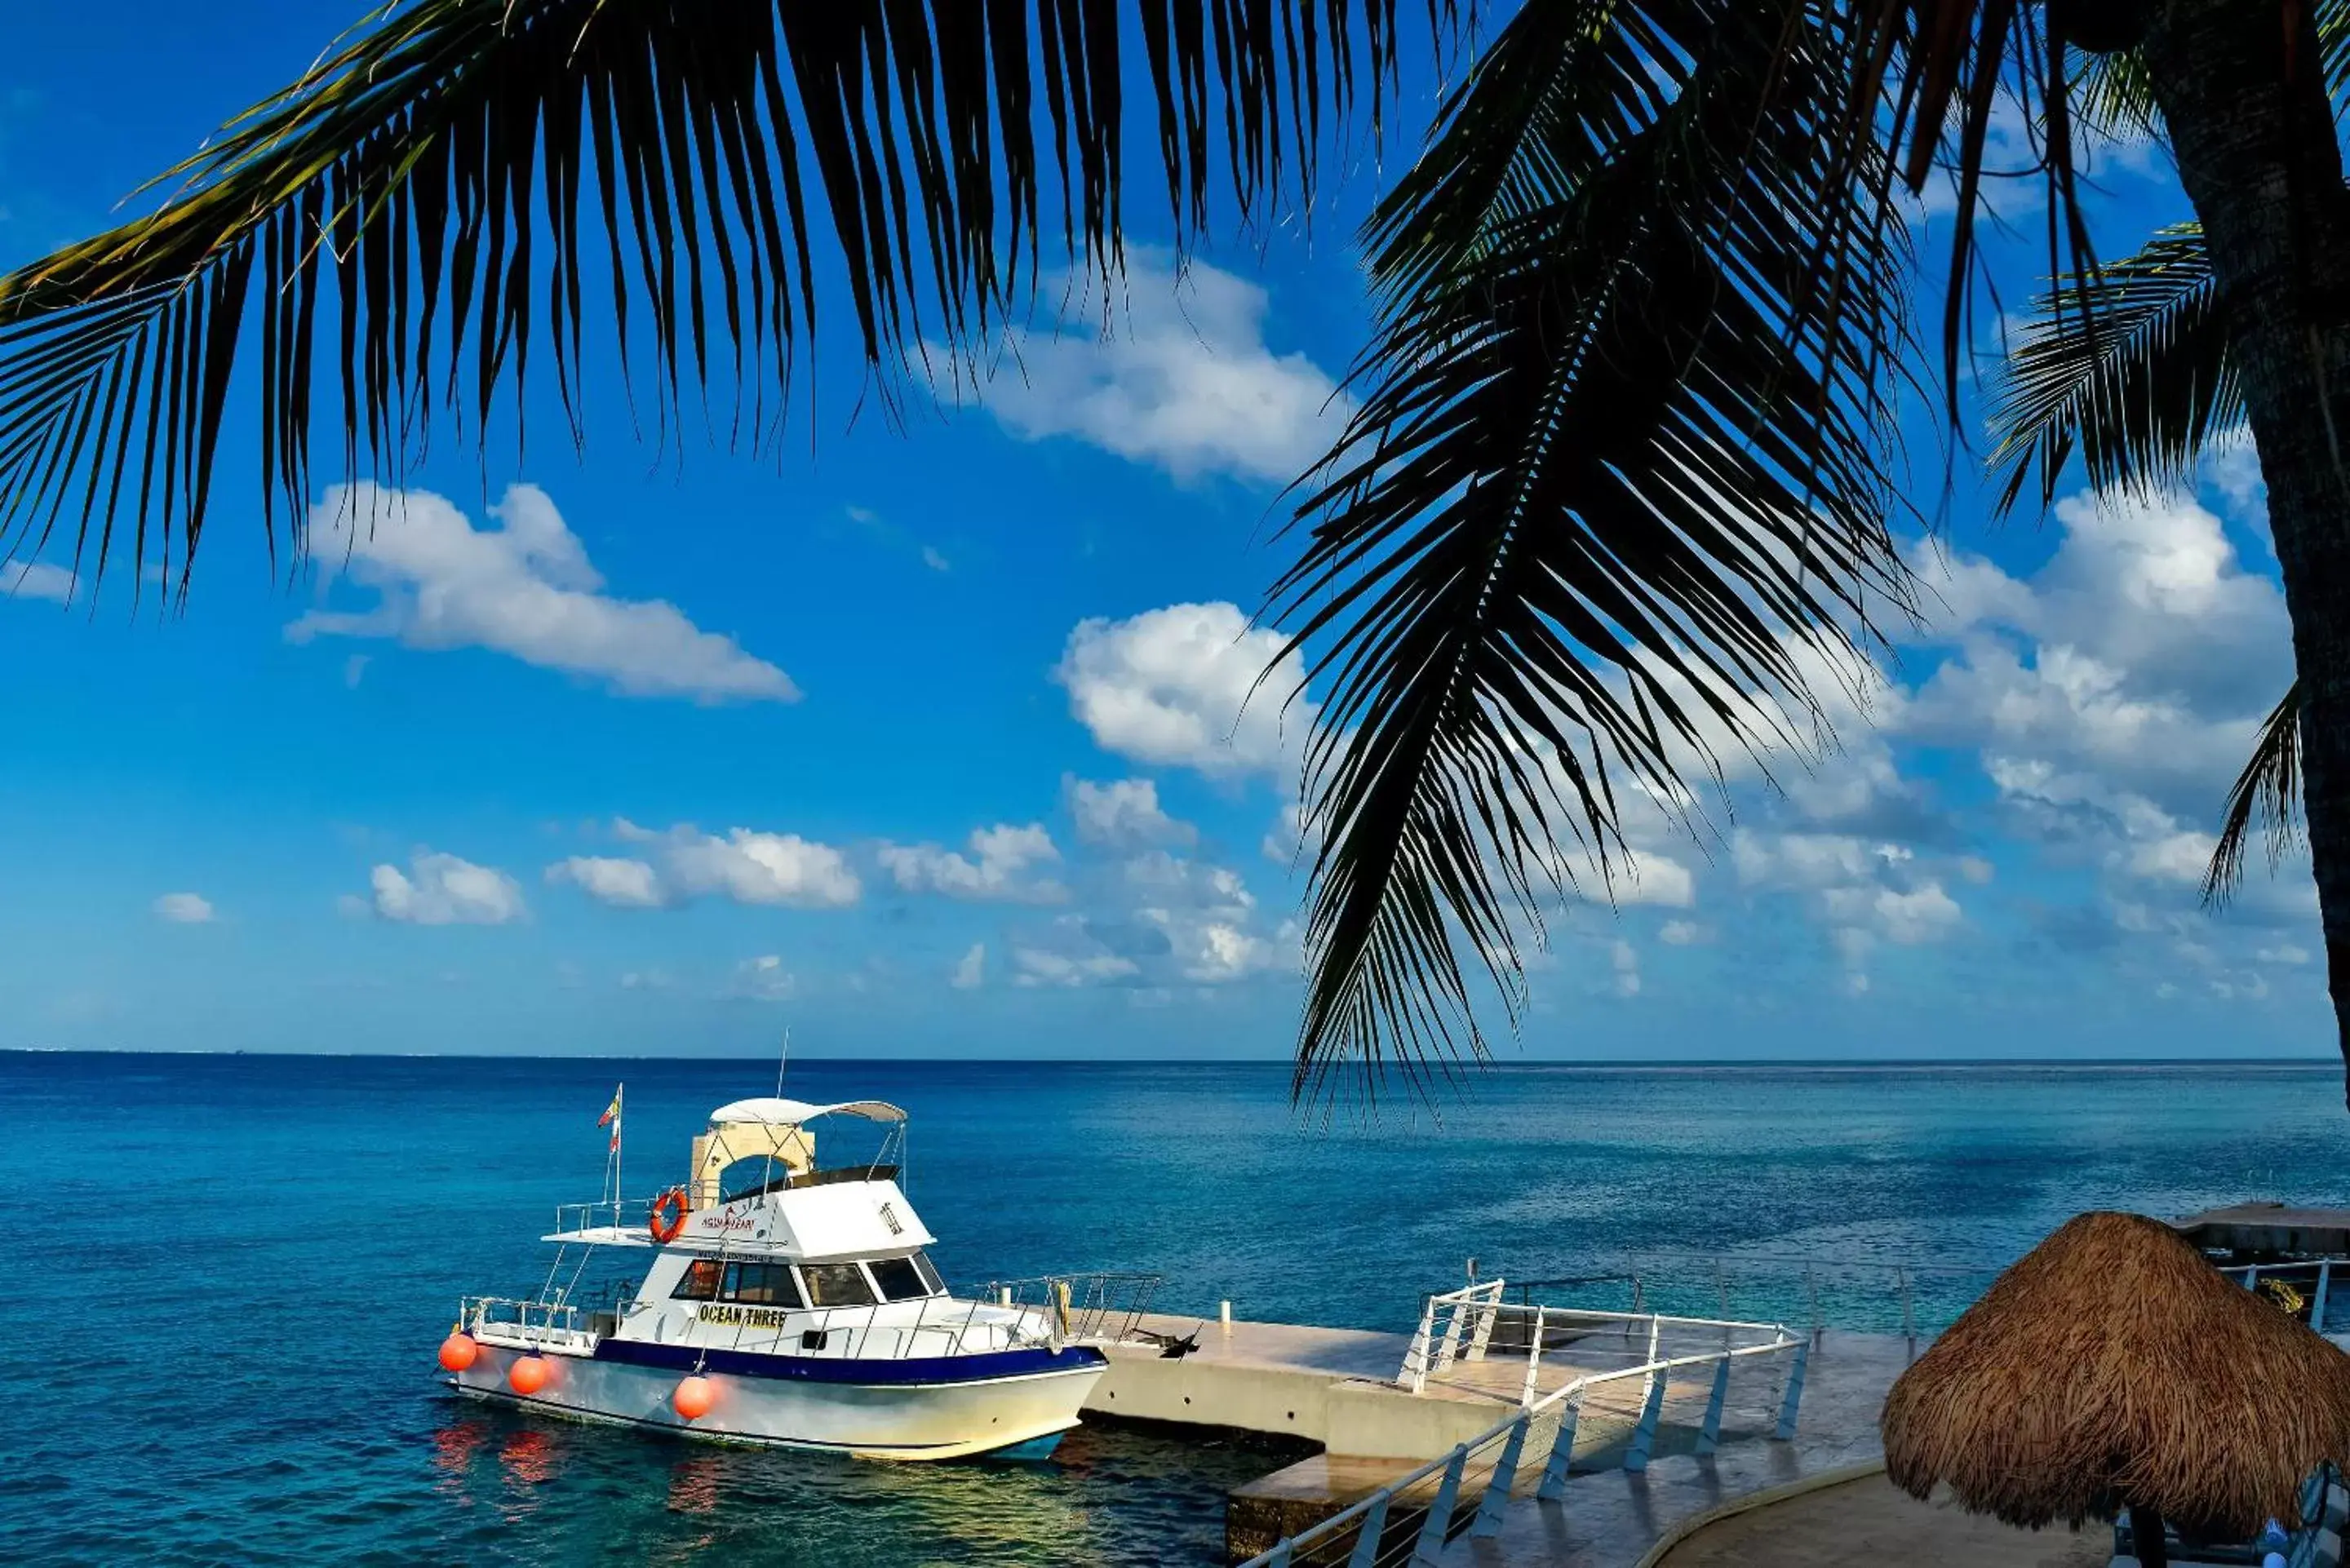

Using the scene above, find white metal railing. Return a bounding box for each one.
[461,1271,1162,1364]
[463,1296,600,1353]
[1243,1323,1809,1567]
[1403,1285,1788,1404]
[1401,1280,1509,1391]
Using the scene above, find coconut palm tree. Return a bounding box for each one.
[2,0,2348,1099]
[1989,212,2314,911]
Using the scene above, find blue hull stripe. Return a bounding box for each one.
[589,1338,1106,1387]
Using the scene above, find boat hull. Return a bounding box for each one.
[448,1340,1106,1460]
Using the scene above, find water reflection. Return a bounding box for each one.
[419,1402,1275,1564]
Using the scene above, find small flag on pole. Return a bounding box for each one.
[599,1086,622,1152]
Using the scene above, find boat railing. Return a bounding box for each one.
[551,1194,671,1237]
[679,1273,1162,1362]
[1242,1318,1811,1568]
[973,1272,1164,1347]
[463,1295,600,1353]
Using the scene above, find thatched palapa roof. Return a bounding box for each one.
[1882,1210,2350,1537]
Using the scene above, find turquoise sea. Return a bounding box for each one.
[4,1052,2348,1565]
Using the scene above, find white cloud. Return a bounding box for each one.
[152,893,215,924]
[1608,940,1642,999]
[3,561,74,604]
[1012,938,1143,989]
[547,856,666,909]
[730,955,796,1002]
[1658,919,1705,946]
[1066,776,1196,850]
[1058,601,1308,778]
[952,254,1346,484]
[366,852,527,926]
[548,824,862,911]
[920,545,951,573]
[290,483,796,703]
[880,823,1065,903]
[951,943,987,990]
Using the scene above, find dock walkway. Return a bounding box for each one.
[1434,1329,1915,1568]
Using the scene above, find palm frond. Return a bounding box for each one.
[2205,681,2305,909]
[1986,223,2238,514]
[0,0,1417,597]
[1270,0,1914,1098]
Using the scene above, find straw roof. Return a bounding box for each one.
[1882,1210,2350,1538]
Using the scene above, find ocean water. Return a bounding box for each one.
[4,1052,2348,1565]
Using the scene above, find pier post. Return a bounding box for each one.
[1775,1340,1810,1440]
[1696,1357,1730,1457]
[1471,1415,1530,1538]
[1407,1299,1437,1393]
[1412,1446,1469,1566]
[1520,1306,1546,1406]
[1346,1490,1391,1568]
[1221,1300,1233,1335]
[1624,1369,1666,1473]
[1537,1397,1581,1501]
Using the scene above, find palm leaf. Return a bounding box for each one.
[0,0,1416,597]
[1986,222,2237,512]
[1270,0,1915,1099]
[2205,680,2305,908]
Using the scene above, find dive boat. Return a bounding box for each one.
[436,1095,1111,1459]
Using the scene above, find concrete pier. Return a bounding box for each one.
[1077,1306,1882,1565]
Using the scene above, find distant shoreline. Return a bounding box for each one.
[0,1047,2336,1070]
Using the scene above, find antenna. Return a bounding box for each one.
[774,1027,790,1098]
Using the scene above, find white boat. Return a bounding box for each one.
[437,1095,1115,1460]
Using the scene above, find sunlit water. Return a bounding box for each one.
[4,1052,2347,1564]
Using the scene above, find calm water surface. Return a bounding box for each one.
[3,1053,2347,1564]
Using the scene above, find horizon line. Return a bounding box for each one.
[1,1047,2339,1069]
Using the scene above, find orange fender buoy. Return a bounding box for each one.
[438,1331,479,1372]
[508,1355,550,1396]
[648,1187,689,1245]
[672,1375,716,1420]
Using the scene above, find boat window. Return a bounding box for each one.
[670,1260,724,1300]
[867,1256,933,1302]
[911,1251,945,1294]
[722,1261,807,1310]
[801,1262,878,1308]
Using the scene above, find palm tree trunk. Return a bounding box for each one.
[2141,0,2350,1105]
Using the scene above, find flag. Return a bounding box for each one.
[599,1087,622,1152]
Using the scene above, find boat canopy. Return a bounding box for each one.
[708,1097,907,1127]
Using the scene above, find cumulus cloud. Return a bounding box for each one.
[364,852,527,925]
[730,955,796,1003]
[1058,601,1309,777]
[950,255,1346,484]
[546,823,861,910]
[546,856,666,909]
[1066,776,1196,850]
[880,824,1066,903]
[290,483,796,703]
[3,561,74,604]
[152,893,215,924]
[1903,485,2302,935]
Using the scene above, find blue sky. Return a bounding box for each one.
[0,6,2324,1061]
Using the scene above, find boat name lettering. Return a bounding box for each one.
[699,1304,791,1328]
[697,1213,758,1232]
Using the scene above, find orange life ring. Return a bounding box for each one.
[648,1187,688,1244]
